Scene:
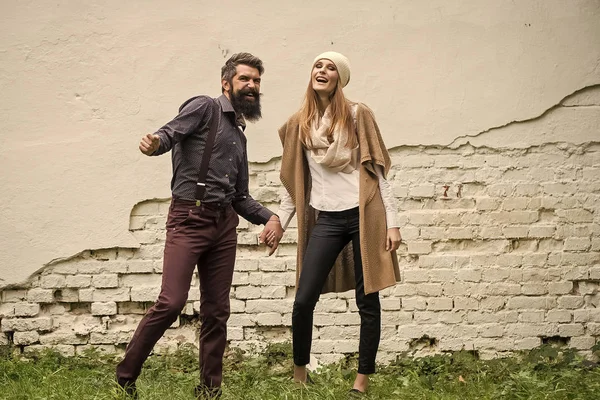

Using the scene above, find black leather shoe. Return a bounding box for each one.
[194,385,222,399]
[117,378,138,399]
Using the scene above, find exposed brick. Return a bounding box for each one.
[40,275,66,289]
[92,288,130,302]
[446,227,473,240]
[258,259,287,272]
[519,311,545,323]
[505,323,558,337]
[502,198,529,210]
[479,226,502,238]
[564,238,591,251]
[416,284,443,297]
[407,241,432,255]
[409,185,435,198]
[521,283,548,295]
[27,288,54,303]
[569,336,597,350]
[258,286,286,299]
[409,212,436,226]
[245,300,291,314]
[0,303,15,317]
[558,324,585,337]
[401,297,426,311]
[380,298,401,311]
[254,313,282,326]
[427,297,453,311]
[489,211,539,224]
[548,282,573,295]
[400,226,420,240]
[403,269,428,283]
[587,323,600,335]
[382,311,413,325]
[514,337,541,350]
[528,225,556,238]
[546,310,572,323]
[479,324,504,338]
[557,296,585,309]
[130,286,160,302]
[235,286,262,300]
[91,302,117,316]
[437,212,463,226]
[13,331,40,345]
[126,260,156,273]
[92,274,119,288]
[557,209,594,223]
[476,198,500,211]
[120,274,162,288]
[65,275,92,288]
[3,145,600,357]
[506,297,555,310]
[14,303,40,317]
[454,297,479,310]
[315,299,347,313]
[502,226,529,238]
[443,282,475,296]
[1,317,53,332]
[39,331,89,345]
[456,269,481,282]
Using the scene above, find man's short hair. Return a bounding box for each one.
[221,53,264,92]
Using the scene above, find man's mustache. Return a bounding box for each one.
[239,89,261,97]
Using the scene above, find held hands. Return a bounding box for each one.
[139,133,160,156]
[259,216,284,256]
[386,227,402,252]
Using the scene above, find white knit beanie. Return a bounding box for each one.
[313,51,351,88]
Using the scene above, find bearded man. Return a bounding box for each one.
[116,53,283,399]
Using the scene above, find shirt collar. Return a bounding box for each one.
[217,94,246,131]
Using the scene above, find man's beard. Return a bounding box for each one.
[229,87,262,122]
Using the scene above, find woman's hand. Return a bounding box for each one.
[386,228,401,252]
[259,216,284,256]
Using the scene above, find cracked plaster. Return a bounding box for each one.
[1,0,599,286]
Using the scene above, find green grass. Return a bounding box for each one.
[1,343,599,399]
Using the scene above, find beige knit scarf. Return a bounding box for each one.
[308,105,358,173]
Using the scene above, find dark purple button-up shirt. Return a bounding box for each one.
[152,94,273,225]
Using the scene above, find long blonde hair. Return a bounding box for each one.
[298,78,357,149]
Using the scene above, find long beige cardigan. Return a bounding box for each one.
[278,103,400,295]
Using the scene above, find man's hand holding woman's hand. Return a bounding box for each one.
[260,215,284,256]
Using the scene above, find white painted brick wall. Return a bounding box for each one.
[0,139,599,362]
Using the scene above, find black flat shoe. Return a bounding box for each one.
[117,378,138,399]
[194,385,222,399]
[348,388,365,397]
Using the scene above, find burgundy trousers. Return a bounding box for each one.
[116,198,239,389]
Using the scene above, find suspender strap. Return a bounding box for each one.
[194,99,220,206]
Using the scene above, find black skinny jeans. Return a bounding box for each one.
[292,207,381,375]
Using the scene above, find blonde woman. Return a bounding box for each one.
[276,51,401,394]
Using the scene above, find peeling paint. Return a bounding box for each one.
[448,84,600,149]
[1,0,599,288]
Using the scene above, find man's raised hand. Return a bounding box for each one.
[139,133,160,156]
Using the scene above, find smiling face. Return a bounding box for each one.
[311,59,339,96]
[223,64,261,102]
[222,64,262,122]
